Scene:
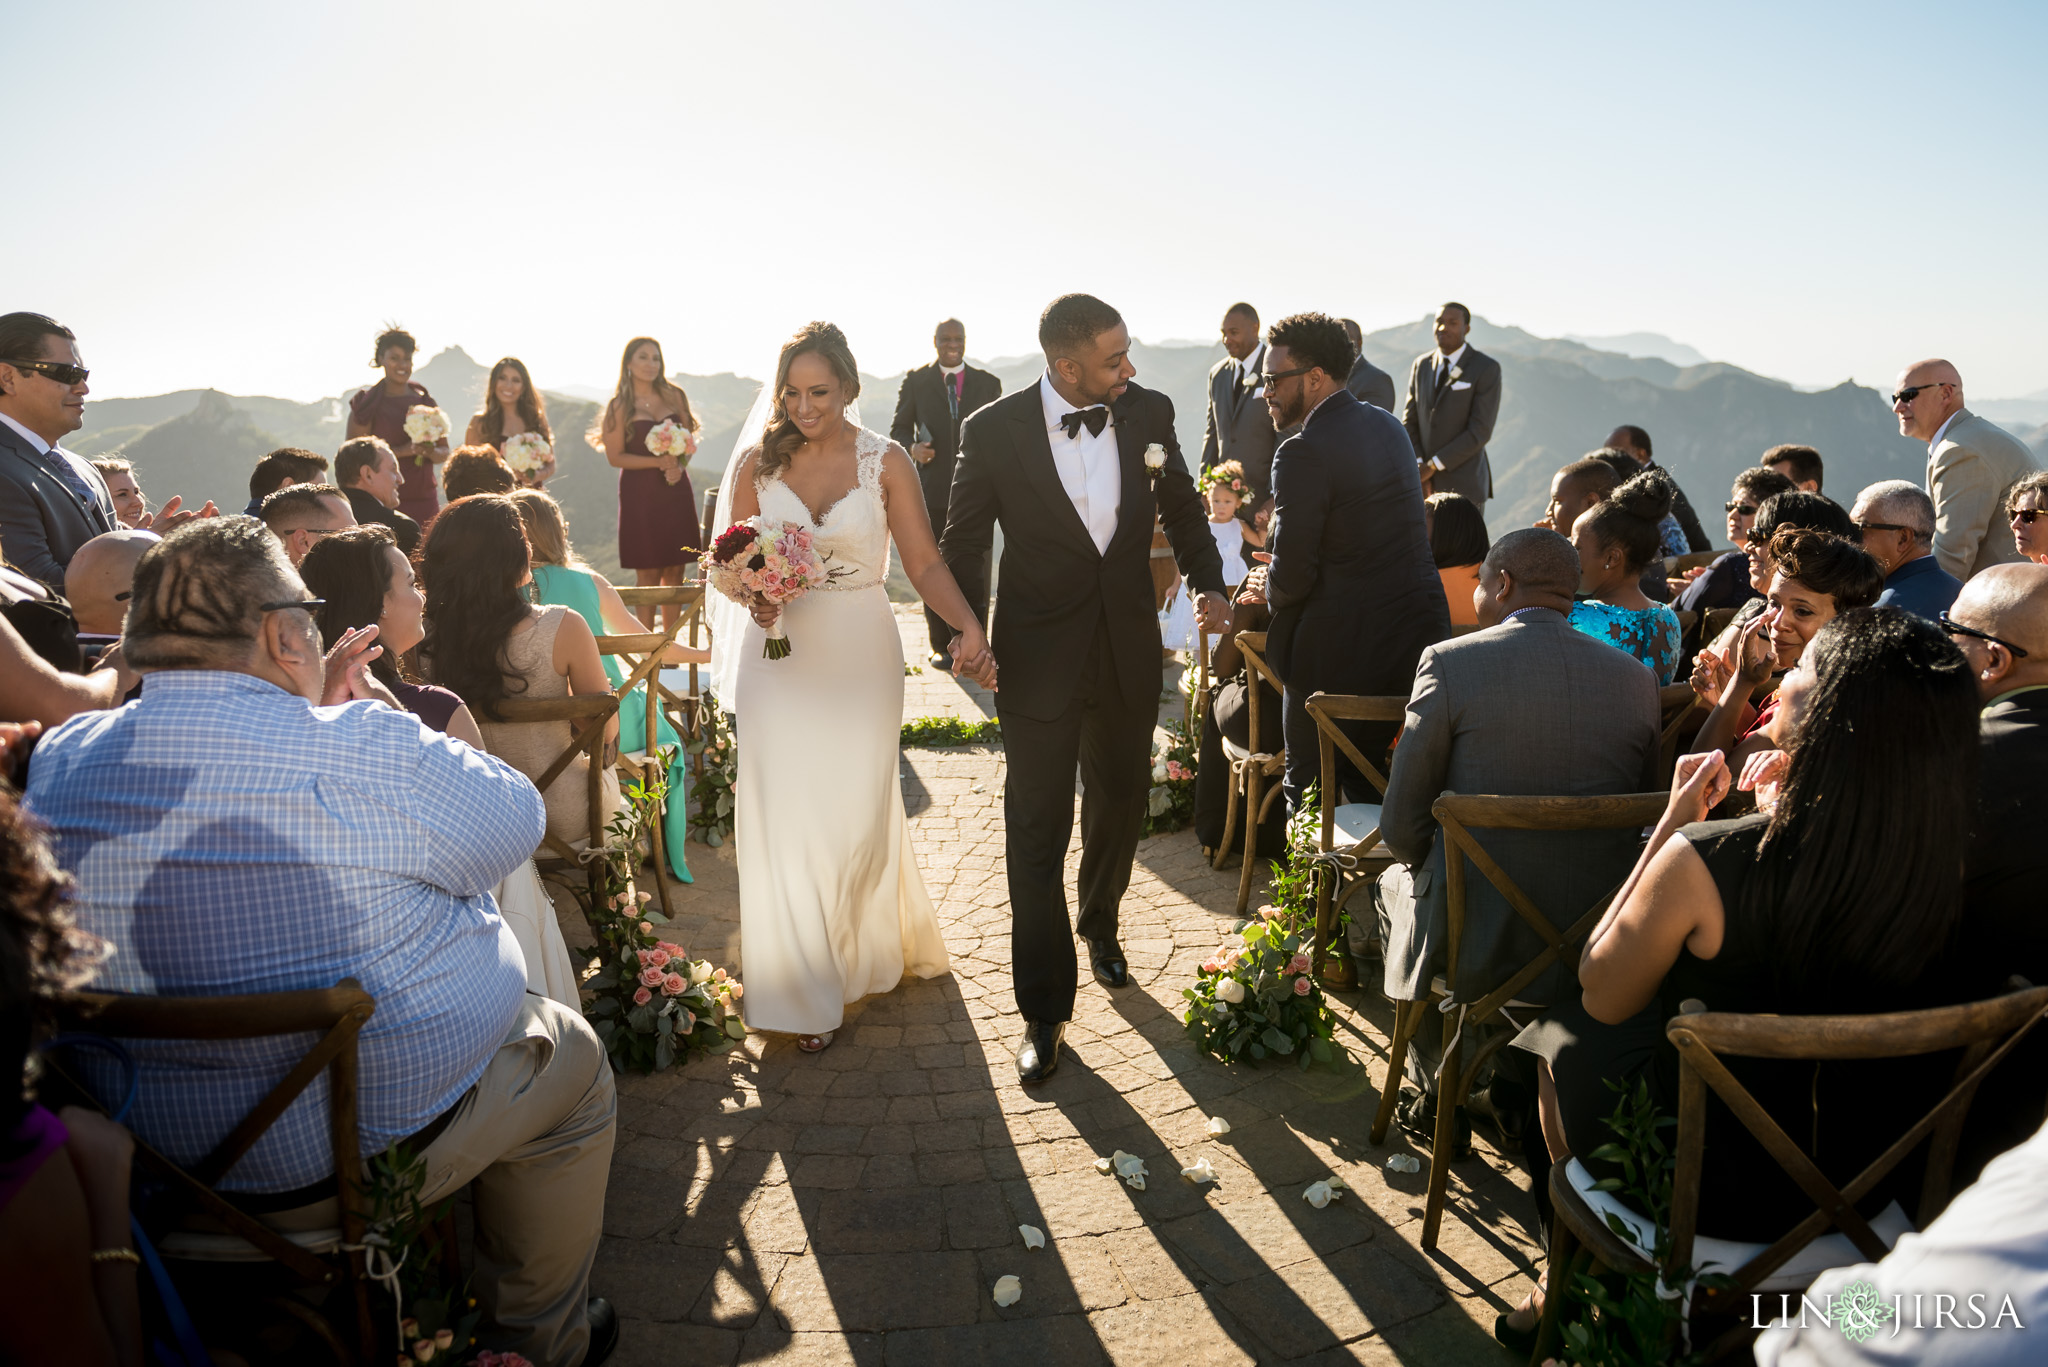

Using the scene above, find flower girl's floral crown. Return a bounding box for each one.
[1199,468,1250,500]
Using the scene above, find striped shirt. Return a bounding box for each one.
[25,670,546,1192]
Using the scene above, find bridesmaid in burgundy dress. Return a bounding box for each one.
[598,336,701,628]
[345,325,449,526]
[463,356,555,488]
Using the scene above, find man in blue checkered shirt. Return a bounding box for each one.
[26,518,621,1366]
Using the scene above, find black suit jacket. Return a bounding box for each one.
[1647,460,1712,553]
[891,363,1000,523]
[1345,354,1398,413]
[343,485,421,556]
[1401,347,1502,503]
[1957,689,2048,991]
[0,421,115,588]
[1266,390,1449,694]
[942,380,1223,722]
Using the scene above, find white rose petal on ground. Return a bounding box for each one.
[1205,1116,1231,1137]
[1094,1157,1114,1175]
[1303,1180,1336,1209]
[1385,1154,1421,1174]
[1180,1157,1218,1184]
[1019,1224,1045,1250]
[992,1275,1023,1307]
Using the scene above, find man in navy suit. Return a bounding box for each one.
[1257,313,1450,812]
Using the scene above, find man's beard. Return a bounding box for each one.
[1273,390,1307,430]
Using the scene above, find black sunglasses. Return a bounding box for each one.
[6,358,89,386]
[1724,501,1757,517]
[2013,508,2044,525]
[1854,520,1912,535]
[1258,365,1313,387]
[1890,382,1952,407]
[260,598,326,614]
[1939,613,2029,658]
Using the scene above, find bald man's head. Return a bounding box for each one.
[1474,528,1578,625]
[64,528,162,635]
[1948,562,2048,699]
[1893,357,1966,442]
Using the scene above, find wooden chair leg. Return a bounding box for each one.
[1234,771,1261,916]
[1370,999,1421,1145]
[1312,864,1357,990]
[1421,1007,1464,1249]
[1529,1210,1579,1367]
[1214,764,1241,871]
[645,775,677,920]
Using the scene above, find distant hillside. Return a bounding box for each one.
[1562,332,1713,369]
[75,318,1970,582]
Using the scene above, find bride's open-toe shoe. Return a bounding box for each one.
[797,1032,836,1054]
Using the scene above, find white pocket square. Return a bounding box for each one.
[1450,380,1473,391]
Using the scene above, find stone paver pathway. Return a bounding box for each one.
[581,609,1540,1365]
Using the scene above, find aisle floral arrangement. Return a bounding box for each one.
[685,693,737,846]
[1143,719,1197,836]
[581,766,745,1072]
[1181,794,1337,1069]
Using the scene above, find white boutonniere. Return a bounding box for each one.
[1449,365,1463,383]
[1143,443,1167,487]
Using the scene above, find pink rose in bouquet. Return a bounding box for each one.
[661,971,689,996]
[633,986,653,1006]
[701,516,846,660]
[645,418,696,484]
[638,966,665,989]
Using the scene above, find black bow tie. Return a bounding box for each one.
[1059,406,1109,439]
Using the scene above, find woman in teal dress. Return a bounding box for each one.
[1564,467,1685,683]
[511,489,709,881]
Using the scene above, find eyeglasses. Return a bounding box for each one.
[1744,527,1772,546]
[1258,366,1313,387]
[1724,502,1757,517]
[259,598,326,614]
[5,358,89,386]
[2012,508,2044,525]
[1853,520,1912,535]
[1890,382,1953,407]
[277,526,341,541]
[1938,612,2029,658]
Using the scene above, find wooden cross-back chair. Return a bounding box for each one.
[1531,983,2048,1364]
[1665,550,1722,578]
[493,692,622,930]
[1655,682,1702,785]
[596,585,704,918]
[613,583,706,747]
[1300,691,1410,990]
[1370,789,1669,1249]
[47,981,381,1364]
[1214,631,1287,915]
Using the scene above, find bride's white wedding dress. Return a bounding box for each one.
[733,426,949,1035]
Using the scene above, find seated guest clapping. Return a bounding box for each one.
[1853,479,1961,620]
[420,496,621,849]
[1692,528,1883,772]
[1375,529,1661,1134]
[21,518,620,1365]
[1565,467,1686,682]
[1672,464,1796,613]
[442,445,518,503]
[1425,491,1489,628]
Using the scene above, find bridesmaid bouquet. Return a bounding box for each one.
[501,430,552,479]
[403,404,451,463]
[703,517,837,660]
[645,418,696,485]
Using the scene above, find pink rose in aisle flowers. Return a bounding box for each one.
[633,987,653,1006]
[638,967,665,989]
[1292,975,1312,996]
[638,920,654,934]
[661,971,688,996]
[647,949,671,969]
[726,981,744,1000]
[1287,954,1312,976]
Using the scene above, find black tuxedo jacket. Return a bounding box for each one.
[942,380,1224,722]
[890,362,1001,464]
[1266,390,1449,694]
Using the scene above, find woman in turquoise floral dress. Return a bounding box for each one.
[1565,467,1685,684]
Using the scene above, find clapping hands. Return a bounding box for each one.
[1668,749,1732,825]
[320,624,399,709]
[135,494,220,533]
[948,627,998,690]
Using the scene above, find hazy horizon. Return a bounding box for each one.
[14,0,2046,405]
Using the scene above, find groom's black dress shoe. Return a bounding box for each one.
[1016,1019,1066,1083]
[585,1296,620,1365]
[1087,936,1129,989]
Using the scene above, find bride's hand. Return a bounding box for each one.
[949,627,999,689]
[749,600,781,629]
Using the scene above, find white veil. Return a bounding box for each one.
[704,373,860,711]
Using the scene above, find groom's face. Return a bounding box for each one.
[1055,323,1135,406]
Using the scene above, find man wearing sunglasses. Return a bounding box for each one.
[1850,479,1961,621]
[1895,357,2042,581]
[0,312,116,589]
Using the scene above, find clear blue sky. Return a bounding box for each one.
[14,0,2046,401]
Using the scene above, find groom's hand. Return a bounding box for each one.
[1195,591,1232,634]
[949,634,999,690]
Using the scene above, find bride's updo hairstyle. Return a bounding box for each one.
[757,322,861,485]
[417,494,534,721]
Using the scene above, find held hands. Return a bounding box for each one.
[1668,749,1732,825]
[320,624,387,706]
[948,627,999,689]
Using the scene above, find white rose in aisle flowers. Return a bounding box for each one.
[1215,977,1245,1004]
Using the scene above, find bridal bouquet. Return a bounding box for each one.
[501,430,552,479]
[645,418,696,485]
[703,517,841,660]
[403,404,450,462]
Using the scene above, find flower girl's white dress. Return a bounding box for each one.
[732,427,950,1034]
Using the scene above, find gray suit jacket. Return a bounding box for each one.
[1200,352,1280,498]
[1377,607,1661,1006]
[1401,346,1502,505]
[1927,409,2042,580]
[0,421,116,588]
[1346,353,1398,413]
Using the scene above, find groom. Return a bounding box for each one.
[943,293,1229,1082]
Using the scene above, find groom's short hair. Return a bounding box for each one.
[1265,313,1355,385]
[1039,294,1123,361]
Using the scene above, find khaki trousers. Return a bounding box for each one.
[416,993,617,1367]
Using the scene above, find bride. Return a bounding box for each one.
[711,322,996,1052]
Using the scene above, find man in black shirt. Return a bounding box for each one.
[335,437,421,555]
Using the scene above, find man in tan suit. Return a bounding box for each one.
[1200,302,1280,497]
[1895,358,2043,580]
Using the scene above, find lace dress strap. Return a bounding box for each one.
[854,427,888,500]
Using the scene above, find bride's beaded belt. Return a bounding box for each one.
[817,576,884,593]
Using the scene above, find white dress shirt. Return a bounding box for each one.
[0,410,104,500]
[1236,343,1266,398]
[1432,342,1469,389]
[1039,372,1121,555]
[1927,409,1962,454]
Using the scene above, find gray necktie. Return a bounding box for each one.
[42,447,99,512]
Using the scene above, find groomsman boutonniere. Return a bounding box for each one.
[1143,443,1167,488]
[1449,365,1463,384]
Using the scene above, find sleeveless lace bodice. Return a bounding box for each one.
[754,426,891,590]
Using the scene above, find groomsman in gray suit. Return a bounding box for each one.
[892,318,1001,667]
[1340,318,1398,413]
[1200,303,1280,498]
[1401,302,1503,515]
